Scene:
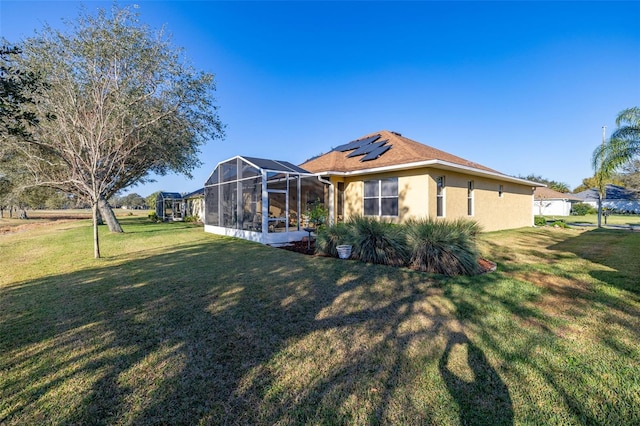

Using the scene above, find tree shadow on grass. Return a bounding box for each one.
[439,331,513,426]
[549,227,640,297]
[8,227,636,424]
[0,233,516,425]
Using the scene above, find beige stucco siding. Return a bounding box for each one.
[431,171,535,231]
[328,168,534,232]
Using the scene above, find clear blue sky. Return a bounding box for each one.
[2,1,639,195]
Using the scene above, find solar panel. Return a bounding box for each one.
[361,144,392,162]
[333,134,381,152]
[346,140,388,158]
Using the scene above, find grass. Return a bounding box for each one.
[542,213,640,226]
[1,216,639,424]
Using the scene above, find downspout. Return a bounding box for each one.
[317,176,334,225]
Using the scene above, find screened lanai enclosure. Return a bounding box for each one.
[155,192,184,221]
[204,156,331,244]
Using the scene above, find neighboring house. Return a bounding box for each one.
[184,188,205,222]
[155,192,184,221]
[573,184,640,213]
[203,130,543,243]
[534,187,582,216]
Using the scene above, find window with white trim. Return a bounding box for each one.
[364,178,398,216]
[436,176,445,217]
[467,180,474,216]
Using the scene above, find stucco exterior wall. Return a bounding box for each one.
[329,168,534,232]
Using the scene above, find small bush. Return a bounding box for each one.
[552,220,568,228]
[316,222,353,257]
[534,215,547,226]
[571,202,594,216]
[349,215,407,266]
[405,218,481,276]
[184,215,200,223]
[148,211,159,221]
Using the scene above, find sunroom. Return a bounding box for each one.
[155,192,184,221]
[204,156,331,244]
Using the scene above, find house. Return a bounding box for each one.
[300,130,543,232]
[533,187,582,216]
[155,192,184,221]
[203,130,543,242]
[573,184,640,213]
[184,188,205,222]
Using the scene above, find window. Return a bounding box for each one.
[337,182,345,221]
[364,178,398,216]
[467,180,474,216]
[498,184,504,198]
[436,176,445,217]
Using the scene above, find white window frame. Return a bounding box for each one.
[363,178,399,217]
[467,180,474,216]
[436,176,445,217]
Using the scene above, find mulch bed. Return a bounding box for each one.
[276,239,316,255]
[275,240,497,274]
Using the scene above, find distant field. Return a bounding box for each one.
[0,209,150,233]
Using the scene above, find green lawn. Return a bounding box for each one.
[1,217,639,424]
[542,213,640,226]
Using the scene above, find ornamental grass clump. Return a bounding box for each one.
[349,215,407,266]
[405,217,481,276]
[315,222,353,257]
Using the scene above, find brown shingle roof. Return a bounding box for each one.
[300,130,502,175]
[534,187,582,201]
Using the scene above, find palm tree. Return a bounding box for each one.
[593,107,640,176]
[592,107,640,227]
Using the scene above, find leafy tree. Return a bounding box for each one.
[618,160,640,191]
[146,191,161,212]
[573,175,623,193]
[0,46,46,140]
[121,193,147,209]
[3,5,224,257]
[519,174,571,193]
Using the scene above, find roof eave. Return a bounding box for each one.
[313,159,545,187]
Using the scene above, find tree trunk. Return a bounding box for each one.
[597,196,602,228]
[98,196,124,233]
[95,205,104,225]
[93,202,101,259]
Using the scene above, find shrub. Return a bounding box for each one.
[315,222,353,257]
[534,215,547,226]
[571,202,593,216]
[184,215,200,223]
[148,211,159,221]
[307,199,329,229]
[552,220,568,228]
[405,218,481,276]
[349,215,407,266]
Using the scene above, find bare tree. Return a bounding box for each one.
[2,5,224,257]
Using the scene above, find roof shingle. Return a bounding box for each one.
[300,130,501,174]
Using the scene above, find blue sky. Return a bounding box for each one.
[2,1,639,195]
